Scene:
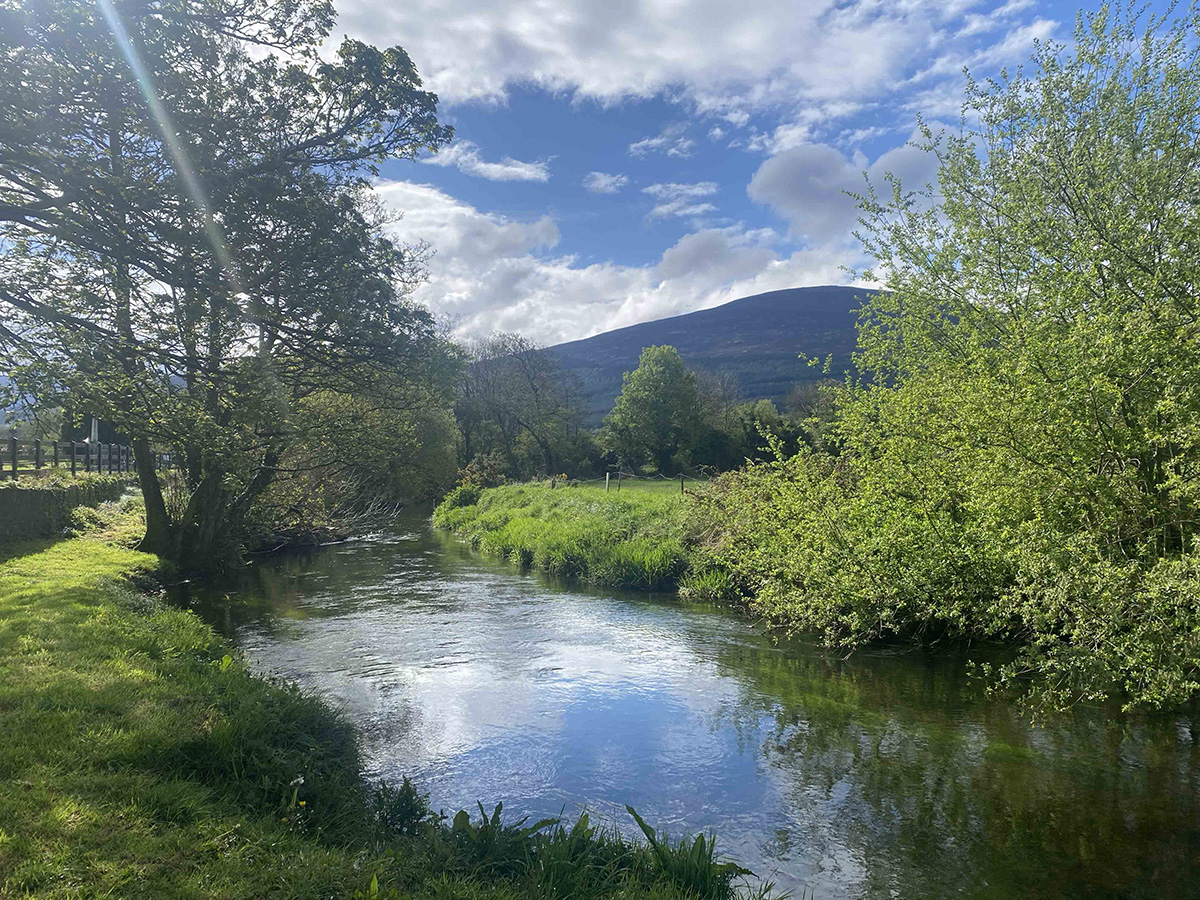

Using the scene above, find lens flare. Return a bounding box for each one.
[95,0,240,287]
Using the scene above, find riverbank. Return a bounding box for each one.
[433,482,692,590]
[0,511,771,899]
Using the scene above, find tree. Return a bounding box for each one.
[691,5,1200,711]
[0,0,452,569]
[601,345,700,474]
[455,333,590,479]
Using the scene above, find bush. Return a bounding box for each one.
[442,483,482,510]
[0,473,130,542]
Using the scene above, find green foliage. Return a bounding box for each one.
[442,483,482,509]
[68,494,147,547]
[678,564,735,604]
[691,6,1200,711]
[0,0,455,571]
[456,334,595,482]
[626,806,753,899]
[603,346,702,474]
[372,776,432,838]
[0,474,129,542]
[434,482,691,590]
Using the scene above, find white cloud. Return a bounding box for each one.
[643,182,719,219]
[643,182,719,200]
[373,179,859,344]
[917,17,1059,82]
[582,172,629,194]
[629,123,695,158]
[332,0,996,111]
[422,140,550,182]
[958,0,1035,36]
[707,125,726,141]
[747,129,940,243]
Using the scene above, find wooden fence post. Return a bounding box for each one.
[108,443,114,474]
[616,471,621,493]
[8,436,16,481]
[605,472,610,493]
[34,439,42,471]
[70,442,77,476]
[680,473,684,494]
[53,441,59,468]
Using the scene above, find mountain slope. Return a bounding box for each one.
[550,285,872,420]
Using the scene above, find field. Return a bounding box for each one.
[434,480,699,590]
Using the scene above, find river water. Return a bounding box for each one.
[192,515,1200,898]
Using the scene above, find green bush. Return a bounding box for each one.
[0,473,131,542]
[442,483,482,510]
[682,8,1200,712]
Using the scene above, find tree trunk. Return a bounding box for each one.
[173,472,229,573]
[134,440,173,556]
[108,100,174,558]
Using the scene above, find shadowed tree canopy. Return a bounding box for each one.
[0,0,453,570]
[454,333,591,480]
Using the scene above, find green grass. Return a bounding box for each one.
[434,482,695,590]
[0,533,387,898]
[0,511,772,899]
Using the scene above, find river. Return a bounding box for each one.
[190,513,1200,898]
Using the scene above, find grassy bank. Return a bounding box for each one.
[434,482,693,590]
[0,510,769,899]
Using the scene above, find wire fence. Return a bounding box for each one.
[549,470,710,494]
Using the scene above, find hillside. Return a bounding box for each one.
[550,285,871,420]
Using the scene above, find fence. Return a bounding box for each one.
[1,438,137,481]
[553,471,709,494]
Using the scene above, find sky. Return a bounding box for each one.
[324,0,1102,345]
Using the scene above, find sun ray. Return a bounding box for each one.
[95,0,241,288]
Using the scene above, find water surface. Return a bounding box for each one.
[192,515,1200,898]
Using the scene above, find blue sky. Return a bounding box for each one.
[326,0,1131,344]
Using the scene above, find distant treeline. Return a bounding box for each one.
[451,333,836,486]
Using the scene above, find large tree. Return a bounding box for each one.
[0,0,452,569]
[694,5,1200,710]
[601,345,701,474]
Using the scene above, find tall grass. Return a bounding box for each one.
[434,482,692,590]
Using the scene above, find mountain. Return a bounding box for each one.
[550,285,873,421]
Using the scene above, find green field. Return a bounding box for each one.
[434,481,698,590]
